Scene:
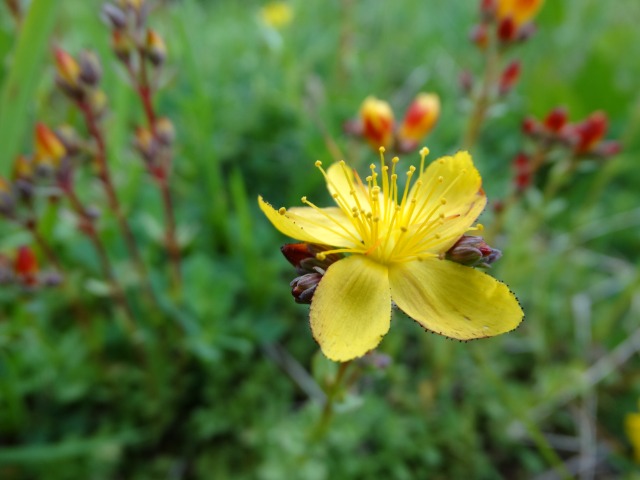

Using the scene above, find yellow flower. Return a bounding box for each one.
[261,2,293,29]
[259,149,523,361]
[497,0,544,27]
[626,402,640,463]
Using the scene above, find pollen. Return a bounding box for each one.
[278,207,286,215]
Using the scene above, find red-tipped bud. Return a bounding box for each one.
[573,111,608,155]
[12,155,33,182]
[290,271,323,304]
[543,106,568,133]
[54,48,83,98]
[359,96,395,150]
[34,123,66,169]
[498,60,521,96]
[470,23,489,49]
[54,125,82,157]
[134,126,156,162]
[281,243,342,275]
[445,236,502,268]
[396,93,440,151]
[497,16,517,42]
[14,245,39,287]
[145,29,167,67]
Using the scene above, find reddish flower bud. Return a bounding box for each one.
[445,236,502,268]
[498,60,521,96]
[53,47,83,98]
[573,111,608,155]
[497,16,517,42]
[281,243,342,274]
[543,107,568,133]
[470,23,489,49]
[359,97,395,150]
[512,152,532,191]
[34,123,66,169]
[14,245,39,287]
[154,117,176,146]
[396,93,440,151]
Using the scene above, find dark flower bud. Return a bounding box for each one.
[101,3,128,30]
[78,50,103,87]
[14,245,39,287]
[498,60,521,96]
[497,16,516,43]
[446,235,502,268]
[522,116,541,136]
[290,269,324,304]
[0,177,15,217]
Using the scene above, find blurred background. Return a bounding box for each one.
[1,0,639,478]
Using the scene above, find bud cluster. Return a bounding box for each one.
[54,48,106,115]
[102,0,166,70]
[445,235,502,269]
[522,108,621,159]
[472,0,543,48]
[281,243,343,304]
[344,93,440,154]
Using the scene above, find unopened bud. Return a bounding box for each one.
[498,60,521,96]
[573,111,608,155]
[446,235,502,268]
[34,123,66,169]
[54,125,82,157]
[87,89,108,118]
[459,70,474,95]
[0,177,15,217]
[290,270,323,304]
[543,107,568,133]
[396,93,440,152]
[145,29,167,67]
[101,3,128,30]
[497,16,516,43]
[134,126,156,162]
[512,152,532,192]
[359,96,395,151]
[522,116,541,136]
[281,243,342,274]
[14,245,39,287]
[154,117,175,146]
[54,48,83,98]
[78,50,102,86]
[112,30,134,64]
[12,155,33,181]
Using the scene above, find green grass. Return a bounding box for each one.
[0,0,639,478]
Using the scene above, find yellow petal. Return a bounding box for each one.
[310,255,391,362]
[408,151,486,252]
[325,162,372,214]
[258,196,359,247]
[389,258,523,340]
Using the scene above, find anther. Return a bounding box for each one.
[438,176,444,183]
[401,226,408,232]
[316,253,326,261]
[477,223,484,231]
[440,198,447,205]
[379,146,386,154]
[339,160,346,166]
[315,160,322,167]
[301,196,307,203]
[420,147,430,157]
[278,207,286,215]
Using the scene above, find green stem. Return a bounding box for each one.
[309,361,351,441]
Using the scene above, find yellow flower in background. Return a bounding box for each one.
[626,402,640,463]
[261,2,293,29]
[497,0,544,27]
[259,149,523,362]
[360,96,395,151]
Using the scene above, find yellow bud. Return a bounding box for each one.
[261,2,293,29]
[145,29,167,66]
[496,0,544,27]
[397,93,440,144]
[359,96,394,151]
[34,123,66,168]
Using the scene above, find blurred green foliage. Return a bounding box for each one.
[1,0,639,478]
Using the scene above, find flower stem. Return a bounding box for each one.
[78,99,157,305]
[310,361,351,441]
[62,183,136,330]
[461,41,502,150]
